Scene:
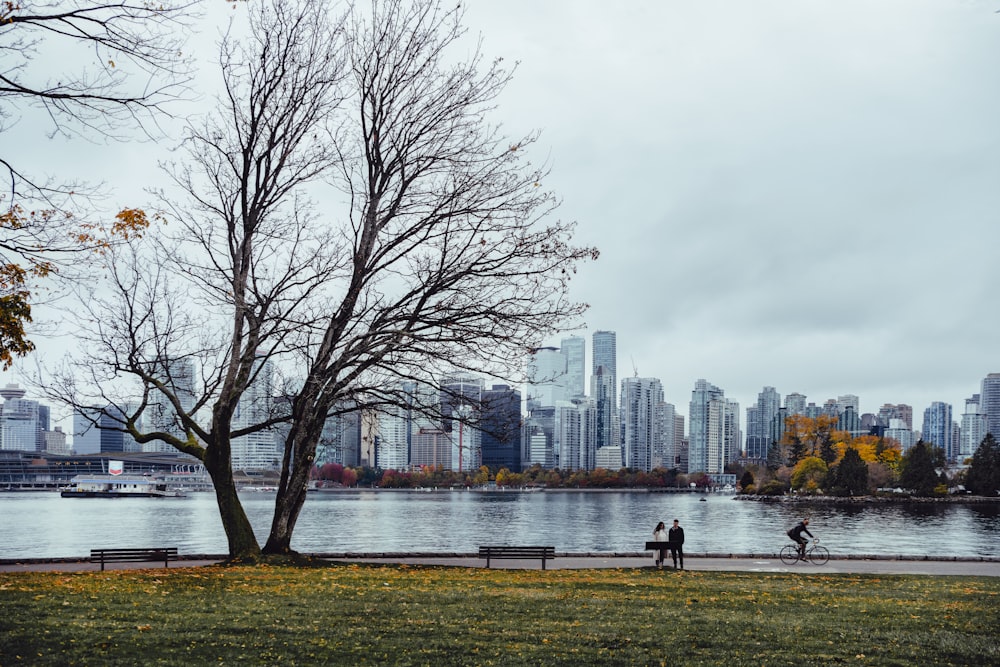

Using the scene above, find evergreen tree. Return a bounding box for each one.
[830,447,868,496]
[966,434,1000,496]
[766,441,785,471]
[899,441,941,497]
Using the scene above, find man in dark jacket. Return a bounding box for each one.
[668,519,685,569]
[787,518,813,557]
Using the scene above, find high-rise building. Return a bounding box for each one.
[653,401,677,471]
[837,395,860,414]
[560,336,586,400]
[746,386,780,462]
[556,400,582,470]
[960,395,988,459]
[921,401,954,460]
[0,384,43,452]
[143,358,196,453]
[72,404,139,455]
[480,384,522,472]
[784,393,807,415]
[884,418,915,452]
[231,356,280,471]
[591,330,617,452]
[526,347,565,410]
[980,373,1000,438]
[523,406,555,468]
[689,379,731,475]
[879,403,913,430]
[621,376,663,472]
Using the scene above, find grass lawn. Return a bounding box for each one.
[1,563,998,666]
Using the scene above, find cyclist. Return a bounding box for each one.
[786,518,813,558]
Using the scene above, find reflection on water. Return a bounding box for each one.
[1,491,998,560]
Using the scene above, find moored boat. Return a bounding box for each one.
[60,474,186,498]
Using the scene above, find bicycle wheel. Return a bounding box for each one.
[808,545,830,565]
[779,545,800,565]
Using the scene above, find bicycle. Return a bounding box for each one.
[779,538,829,565]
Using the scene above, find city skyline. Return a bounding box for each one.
[4,1,1000,443]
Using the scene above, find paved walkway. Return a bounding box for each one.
[3,553,999,576]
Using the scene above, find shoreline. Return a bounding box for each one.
[733,494,1000,504]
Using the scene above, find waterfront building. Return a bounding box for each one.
[746,386,780,463]
[526,346,565,410]
[376,405,410,471]
[961,395,987,456]
[837,395,860,415]
[410,427,452,469]
[981,373,1000,438]
[72,404,140,455]
[440,373,484,433]
[921,401,954,460]
[44,427,70,456]
[884,418,915,452]
[556,400,582,470]
[879,403,913,430]
[838,405,866,438]
[591,330,618,453]
[314,404,362,467]
[481,384,522,472]
[523,406,555,468]
[653,401,677,470]
[688,379,737,475]
[594,445,622,470]
[142,358,196,454]
[560,335,586,400]
[621,376,663,472]
[450,404,481,472]
[0,384,45,452]
[230,357,280,471]
[784,392,806,415]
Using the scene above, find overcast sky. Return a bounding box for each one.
[459,0,1000,419]
[7,0,1000,426]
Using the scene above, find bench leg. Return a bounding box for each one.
[541,557,546,570]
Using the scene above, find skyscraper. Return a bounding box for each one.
[481,384,522,472]
[959,395,987,459]
[526,346,566,410]
[981,373,1000,438]
[784,392,807,415]
[591,330,617,454]
[143,358,196,453]
[921,401,954,460]
[621,376,663,472]
[231,356,280,471]
[746,386,780,462]
[689,379,732,475]
[560,336,586,400]
[0,384,43,452]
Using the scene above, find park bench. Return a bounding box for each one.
[91,547,178,571]
[478,545,555,570]
[645,541,682,560]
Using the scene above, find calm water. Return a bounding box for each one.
[1,491,998,560]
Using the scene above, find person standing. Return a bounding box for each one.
[652,521,668,567]
[668,519,685,569]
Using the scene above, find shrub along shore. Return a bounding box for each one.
[2,563,998,666]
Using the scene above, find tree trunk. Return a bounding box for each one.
[205,442,261,560]
[263,421,320,554]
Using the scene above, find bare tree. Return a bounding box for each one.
[50,0,347,560]
[262,0,597,554]
[52,0,594,563]
[0,1,195,365]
